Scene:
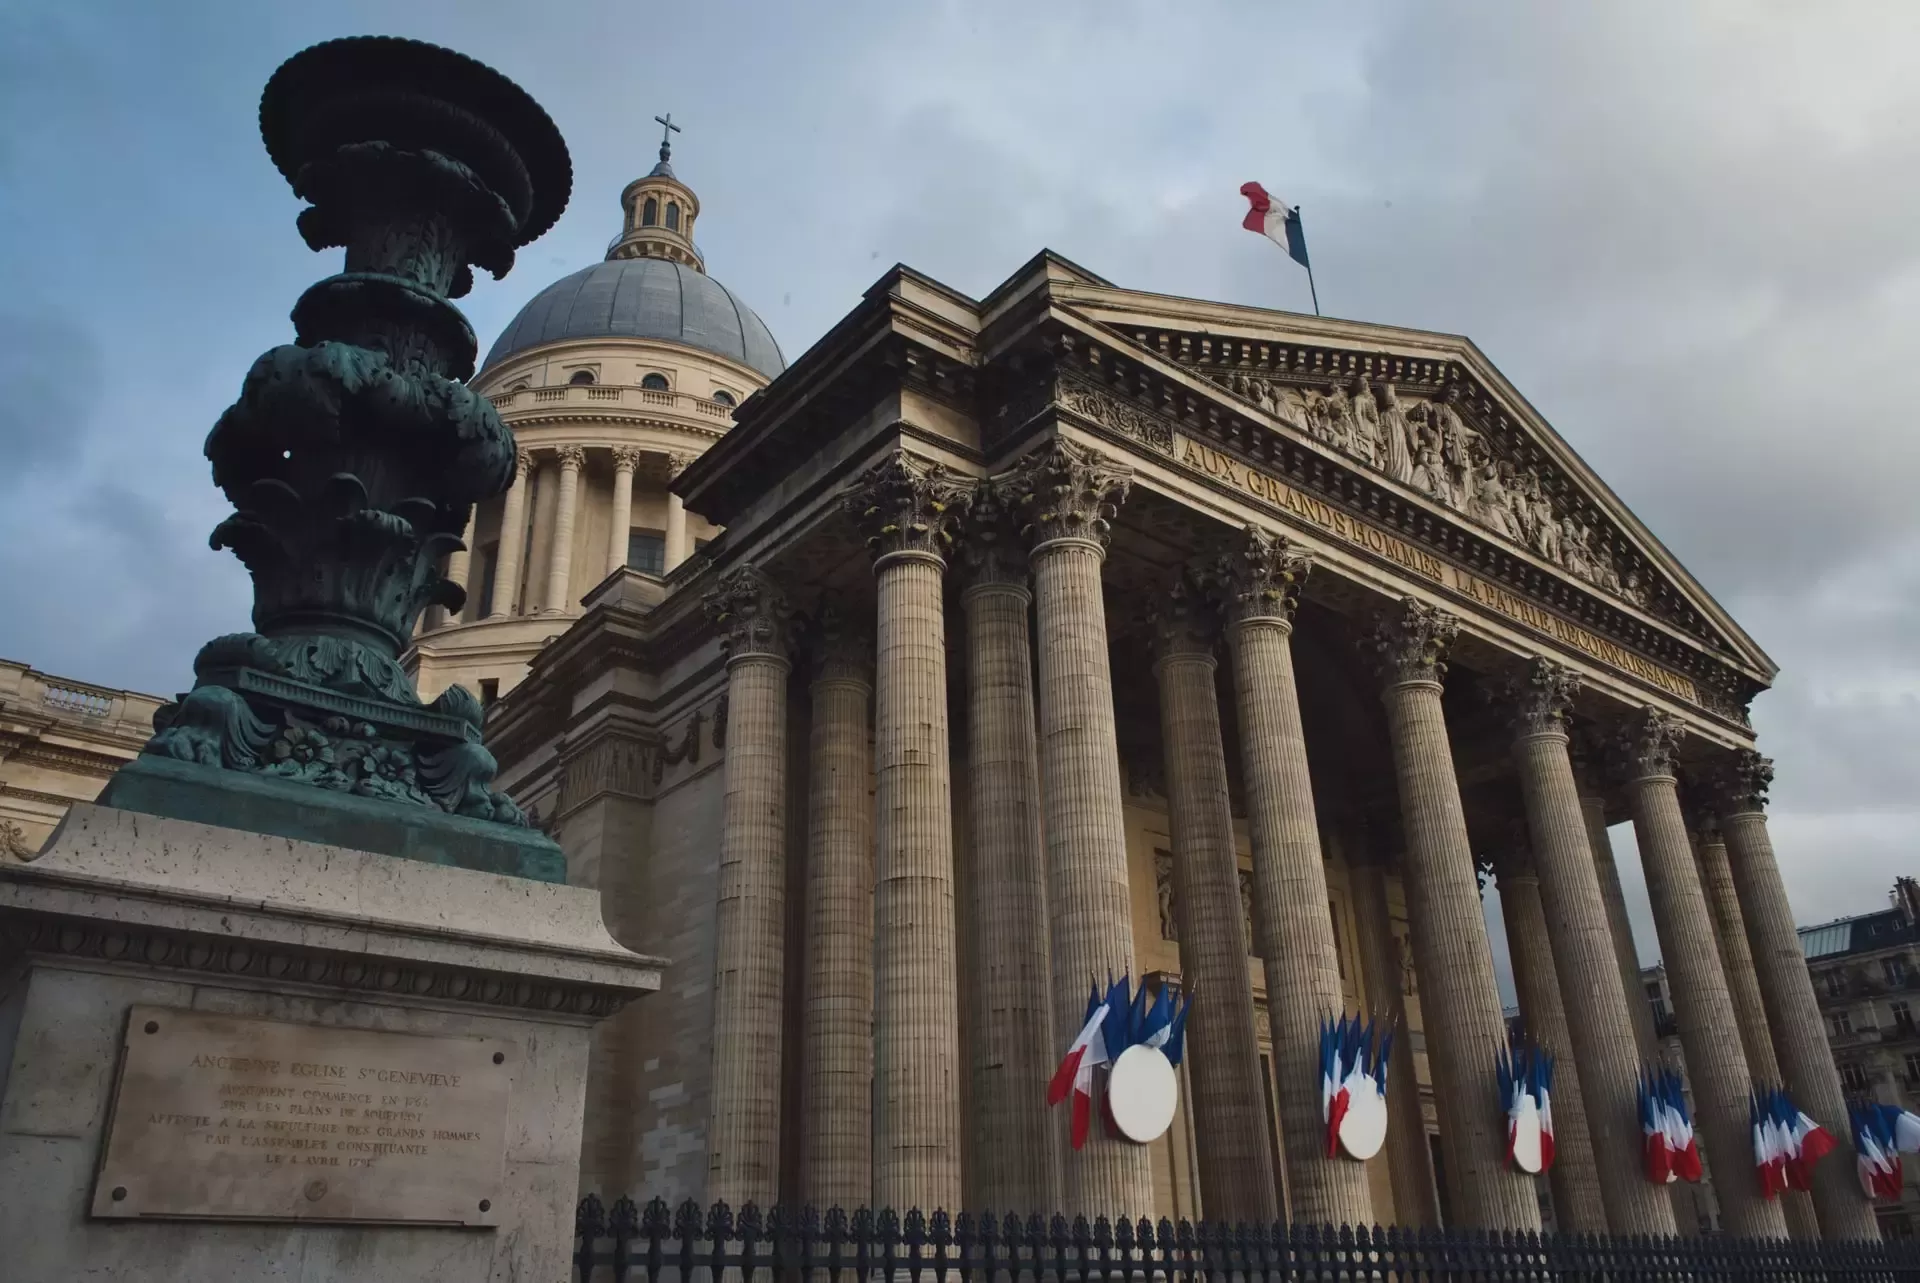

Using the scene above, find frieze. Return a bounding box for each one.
[1174,434,1704,708]
[1055,380,1175,453]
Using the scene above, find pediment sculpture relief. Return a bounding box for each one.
[1207,370,1650,611]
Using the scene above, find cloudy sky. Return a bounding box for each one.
[3,1,1916,978]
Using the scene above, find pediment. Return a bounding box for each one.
[1043,286,1775,694]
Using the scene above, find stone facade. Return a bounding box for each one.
[0,659,164,857]
[481,250,1873,1238]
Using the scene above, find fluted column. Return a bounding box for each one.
[1219,527,1368,1225]
[1007,438,1154,1220]
[487,448,531,618]
[607,446,640,577]
[1493,838,1608,1233]
[957,480,1057,1214]
[1367,599,1539,1231]
[1151,568,1279,1225]
[433,506,478,629]
[1716,752,1880,1241]
[1504,661,1675,1234]
[1348,817,1440,1227]
[848,452,965,1213]
[702,566,793,1208]
[665,452,694,570]
[1570,746,1660,1060]
[1691,810,1820,1239]
[799,601,874,1212]
[543,444,585,613]
[1618,710,1786,1239]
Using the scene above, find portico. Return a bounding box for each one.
[484,251,1876,1239]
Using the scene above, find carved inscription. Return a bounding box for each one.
[93,1006,510,1225]
[1175,436,1700,705]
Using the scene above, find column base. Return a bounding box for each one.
[0,804,661,1283]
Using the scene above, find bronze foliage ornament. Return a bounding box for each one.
[135,38,571,848]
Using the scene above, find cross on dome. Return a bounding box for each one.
[651,111,681,177]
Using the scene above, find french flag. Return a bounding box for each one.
[1639,1067,1701,1185]
[1852,1101,1906,1201]
[1240,182,1310,269]
[1047,985,1112,1151]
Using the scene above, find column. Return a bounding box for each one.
[432,506,478,629]
[1493,839,1608,1233]
[665,452,694,571]
[486,448,531,618]
[1348,812,1440,1228]
[1505,660,1675,1234]
[799,600,874,1212]
[1716,751,1880,1241]
[1152,569,1280,1225]
[607,446,640,578]
[957,480,1057,1214]
[1366,598,1539,1231]
[543,444,585,613]
[1692,810,1820,1240]
[1572,755,1661,1060]
[849,452,965,1213]
[1220,527,1367,1226]
[1007,438,1154,1220]
[701,565,792,1208]
[1618,709,1786,1239]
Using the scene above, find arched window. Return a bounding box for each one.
[641,373,670,391]
[506,380,530,392]
[712,390,736,407]
[642,197,658,227]
[666,202,680,231]
[568,369,596,386]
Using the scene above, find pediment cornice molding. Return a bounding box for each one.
[1004,319,1764,724]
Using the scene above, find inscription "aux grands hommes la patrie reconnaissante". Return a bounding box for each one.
[1174,436,1701,705]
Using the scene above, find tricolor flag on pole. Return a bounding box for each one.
[1240,182,1318,315]
[1047,984,1112,1151]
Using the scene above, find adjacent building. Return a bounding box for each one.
[0,659,162,857]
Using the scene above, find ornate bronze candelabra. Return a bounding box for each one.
[107,38,572,879]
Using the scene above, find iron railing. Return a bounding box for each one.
[573,1197,1920,1282]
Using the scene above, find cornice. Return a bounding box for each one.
[499,411,726,441]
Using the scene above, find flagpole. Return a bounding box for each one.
[1299,204,1321,316]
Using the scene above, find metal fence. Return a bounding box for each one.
[573,1197,1920,1282]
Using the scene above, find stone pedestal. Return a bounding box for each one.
[0,805,660,1283]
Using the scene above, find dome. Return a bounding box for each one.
[481,257,785,379]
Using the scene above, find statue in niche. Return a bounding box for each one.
[1377,381,1416,485]
[1238,867,1258,956]
[1349,375,1384,469]
[1155,850,1177,941]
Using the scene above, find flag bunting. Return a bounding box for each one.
[1319,1012,1393,1160]
[1750,1084,1837,1198]
[1498,1037,1556,1175]
[1637,1066,1702,1185]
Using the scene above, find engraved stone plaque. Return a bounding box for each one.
[92,1005,511,1225]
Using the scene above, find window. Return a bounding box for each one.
[1887,956,1912,986]
[1841,1062,1871,1093]
[641,373,670,391]
[568,369,596,386]
[1893,999,1914,1032]
[666,201,680,231]
[627,530,667,575]
[506,380,530,392]
[1833,1009,1853,1036]
[712,389,736,407]
[642,196,658,226]
[478,678,499,708]
[473,541,499,618]
[1826,969,1849,998]
[1905,1051,1920,1082]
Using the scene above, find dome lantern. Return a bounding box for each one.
[609,112,703,271]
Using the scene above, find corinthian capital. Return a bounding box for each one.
[704,564,791,662]
[1615,706,1684,782]
[1501,657,1581,739]
[1219,524,1311,625]
[845,451,970,564]
[802,594,872,687]
[1149,568,1219,662]
[1004,438,1131,553]
[1711,748,1774,815]
[1366,597,1459,688]
[554,444,587,470]
[955,474,1028,587]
